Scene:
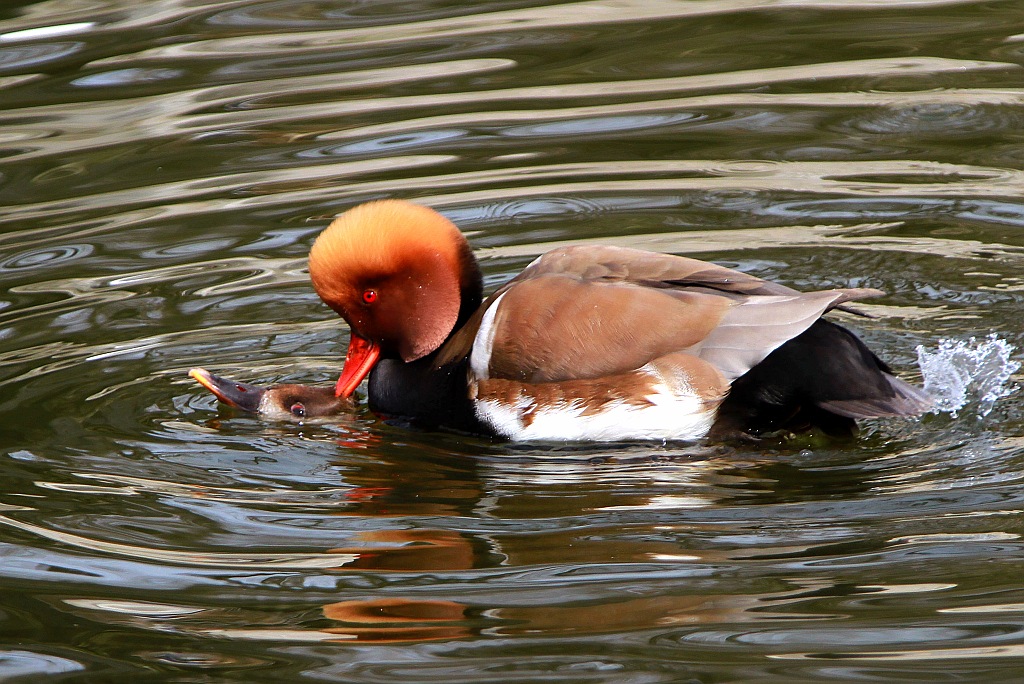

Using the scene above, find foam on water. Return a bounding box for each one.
[916,334,1020,418]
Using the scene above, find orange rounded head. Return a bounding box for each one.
[308,200,480,397]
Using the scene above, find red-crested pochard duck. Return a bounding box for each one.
[190,368,351,419]
[308,200,932,441]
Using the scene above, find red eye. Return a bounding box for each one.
[362,289,378,304]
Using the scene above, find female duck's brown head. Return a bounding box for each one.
[308,200,481,397]
[189,368,350,419]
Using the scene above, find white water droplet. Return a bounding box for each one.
[915,334,1020,418]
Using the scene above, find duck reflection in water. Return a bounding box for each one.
[43,446,880,645]
[281,454,862,643]
[317,585,820,642]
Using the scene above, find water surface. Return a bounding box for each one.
[1,0,1023,681]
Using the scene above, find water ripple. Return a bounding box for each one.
[97,0,997,59]
[7,156,1021,255]
[0,651,84,678]
[0,154,454,244]
[0,41,82,72]
[0,511,360,569]
[0,58,513,161]
[0,244,93,271]
[849,102,1024,136]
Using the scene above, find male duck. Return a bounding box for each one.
[308,200,931,441]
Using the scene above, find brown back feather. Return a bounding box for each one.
[435,245,885,381]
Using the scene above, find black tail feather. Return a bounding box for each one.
[819,374,933,419]
[715,319,931,437]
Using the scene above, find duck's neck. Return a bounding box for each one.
[368,354,483,434]
[454,243,483,330]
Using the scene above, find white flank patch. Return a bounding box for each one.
[469,291,507,380]
[474,371,717,442]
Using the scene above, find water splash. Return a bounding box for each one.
[916,334,1020,417]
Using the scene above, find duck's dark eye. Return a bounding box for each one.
[290,402,306,417]
[362,288,378,304]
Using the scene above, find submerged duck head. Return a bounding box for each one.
[189,368,351,420]
[308,200,482,397]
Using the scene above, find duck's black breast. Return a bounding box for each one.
[367,355,486,434]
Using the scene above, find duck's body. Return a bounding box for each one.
[309,200,931,441]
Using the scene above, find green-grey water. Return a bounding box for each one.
[1,0,1024,681]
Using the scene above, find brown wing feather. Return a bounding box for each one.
[516,245,883,313]
[435,246,794,369]
[484,275,732,383]
[434,245,885,377]
[513,245,798,297]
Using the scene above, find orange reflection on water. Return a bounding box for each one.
[326,529,476,572]
[321,598,473,642]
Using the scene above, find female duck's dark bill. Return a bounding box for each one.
[189,368,265,412]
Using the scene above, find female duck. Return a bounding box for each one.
[308,200,930,441]
[190,368,350,420]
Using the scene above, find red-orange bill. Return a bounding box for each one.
[335,334,380,398]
